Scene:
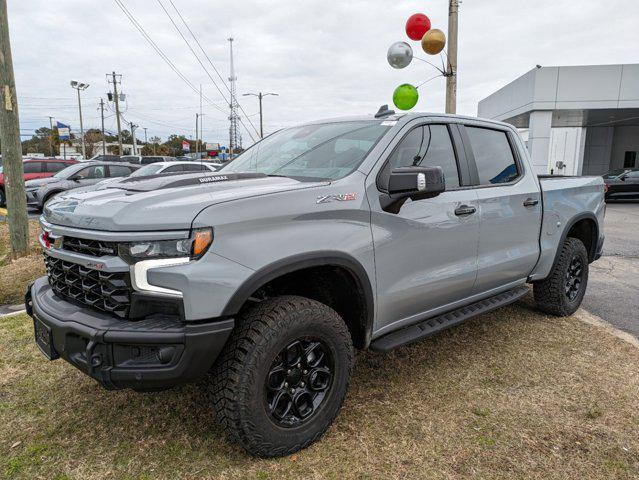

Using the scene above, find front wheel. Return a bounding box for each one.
[0,188,5,208]
[533,237,589,316]
[206,295,354,457]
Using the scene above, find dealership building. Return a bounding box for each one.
[478,64,639,175]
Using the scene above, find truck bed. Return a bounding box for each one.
[529,175,606,281]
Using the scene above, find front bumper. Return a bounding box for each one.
[26,276,234,390]
[26,189,41,209]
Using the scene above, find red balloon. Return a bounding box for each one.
[405,13,431,41]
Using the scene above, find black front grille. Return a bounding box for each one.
[63,236,118,257]
[45,255,132,318]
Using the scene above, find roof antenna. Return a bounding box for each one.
[375,104,395,118]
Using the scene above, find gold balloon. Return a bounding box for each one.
[421,28,446,55]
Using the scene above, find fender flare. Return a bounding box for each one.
[551,212,600,267]
[220,251,375,347]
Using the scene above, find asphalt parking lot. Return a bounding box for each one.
[583,201,639,338]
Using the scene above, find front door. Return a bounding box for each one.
[368,122,480,336]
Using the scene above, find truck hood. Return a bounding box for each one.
[43,172,327,231]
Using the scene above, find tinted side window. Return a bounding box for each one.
[163,165,184,173]
[466,127,519,185]
[182,164,207,171]
[76,165,107,179]
[380,124,460,189]
[45,162,69,173]
[23,162,42,173]
[109,165,133,177]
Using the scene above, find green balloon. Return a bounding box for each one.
[393,83,418,110]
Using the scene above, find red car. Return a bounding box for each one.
[0,158,77,207]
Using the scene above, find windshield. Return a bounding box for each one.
[130,163,164,177]
[53,163,85,178]
[603,169,628,179]
[220,121,391,181]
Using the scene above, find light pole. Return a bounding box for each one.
[243,92,278,139]
[70,81,89,158]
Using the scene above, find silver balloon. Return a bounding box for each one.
[387,41,413,69]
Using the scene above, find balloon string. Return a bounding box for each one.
[416,74,444,89]
[413,56,446,75]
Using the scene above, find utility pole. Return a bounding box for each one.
[228,37,240,156]
[70,80,89,158]
[108,72,123,154]
[195,113,199,157]
[99,98,106,155]
[143,127,148,144]
[0,0,29,257]
[47,116,54,156]
[243,92,278,139]
[445,0,459,114]
[129,122,138,155]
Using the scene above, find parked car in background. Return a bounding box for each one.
[68,161,221,193]
[25,161,139,210]
[89,154,123,162]
[140,156,176,164]
[603,168,639,200]
[0,158,77,206]
[121,155,142,164]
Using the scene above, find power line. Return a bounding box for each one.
[112,0,227,118]
[166,0,260,139]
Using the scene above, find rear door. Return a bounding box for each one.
[23,161,44,181]
[368,120,480,334]
[460,124,542,294]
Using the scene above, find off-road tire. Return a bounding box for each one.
[533,237,589,316]
[206,295,354,457]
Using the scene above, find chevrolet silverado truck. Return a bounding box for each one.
[26,112,605,457]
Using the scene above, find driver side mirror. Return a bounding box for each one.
[380,166,445,214]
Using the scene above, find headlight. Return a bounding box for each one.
[118,227,213,263]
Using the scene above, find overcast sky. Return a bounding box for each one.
[8,0,639,146]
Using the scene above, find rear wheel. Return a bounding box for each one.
[206,295,354,457]
[533,237,589,316]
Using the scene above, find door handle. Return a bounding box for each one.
[523,198,539,207]
[454,205,476,216]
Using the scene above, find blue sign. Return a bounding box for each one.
[56,121,70,140]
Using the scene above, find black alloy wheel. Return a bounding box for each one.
[265,338,334,427]
[565,256,584,301]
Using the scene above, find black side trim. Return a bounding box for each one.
[370,285,529,352]
[550,212,599,266]
[220,252,375,347]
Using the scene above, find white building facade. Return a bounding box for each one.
[478,64,639,175]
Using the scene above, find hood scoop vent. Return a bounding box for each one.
[112,172,268,192]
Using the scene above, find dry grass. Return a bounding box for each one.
[0,220,45,306]
[1,297,638,480]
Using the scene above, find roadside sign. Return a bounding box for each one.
[56,121,70,140]
[182,140,190,152]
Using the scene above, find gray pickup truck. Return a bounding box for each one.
[26,112,605,457]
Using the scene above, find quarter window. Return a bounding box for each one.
[466,127,519,185]
[380,124,460,189]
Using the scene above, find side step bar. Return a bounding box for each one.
[370,285,530,352]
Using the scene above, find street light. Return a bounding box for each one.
[70,80,89,158]
[243,92,278,139]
